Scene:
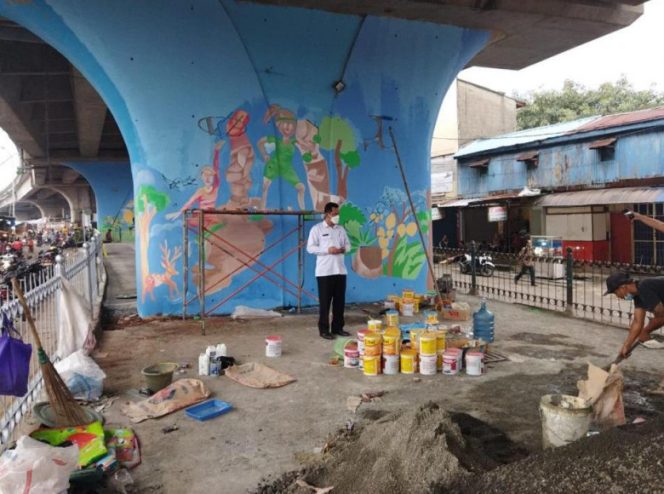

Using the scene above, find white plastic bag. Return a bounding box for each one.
[56,277,96,359]
[54,349,106,400]
[0,436,78,493]
[230,305,282,320]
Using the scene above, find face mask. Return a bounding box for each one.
[330,215,340,225]
[624,293,634,301]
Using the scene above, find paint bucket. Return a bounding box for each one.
[344,341,360,369]
[382,327,401,355]
[465,351,484,376]
[384,300,396,310]
[424,310,439,325]
[385,310,399,327]
[436,350,445,372]
[420,354,437,375]
[435,330,447,352]
[539,394,592,449]
[413,299,420,314]
[265,336,282,357]
[409,329,425,353]
[364,333,382,357]
[400,299,414,317]
[357,329,370,355]
[442,350,459,375]
[382,354,400,375]
[419,332,437,356]
[402,289,415,300]
[367,319,382,332]
[363,355,381,376]
[400,349,418,374]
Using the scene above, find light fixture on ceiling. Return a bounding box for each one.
[333,80,346,93]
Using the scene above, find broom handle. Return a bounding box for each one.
[11,277,43,349]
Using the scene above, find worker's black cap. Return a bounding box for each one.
[604,272,633,295]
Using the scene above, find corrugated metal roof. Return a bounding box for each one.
[438,191,538,208]
[575,107,664,133]
[534,186,664,207]
[454,117,599,158]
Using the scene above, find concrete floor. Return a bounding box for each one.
[95,295,664,494]
[101,242,136,317]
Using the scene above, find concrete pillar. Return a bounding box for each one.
[0,1,489,316]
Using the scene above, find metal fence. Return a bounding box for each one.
[434,244,642,327]
[0,235,104,452]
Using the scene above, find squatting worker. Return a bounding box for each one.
[306,202,352,340]
[605,272,664,386]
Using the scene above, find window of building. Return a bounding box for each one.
[633,203,664,265]
[516,150,539,168]
[468,158,489,175]
[589,137,616,162]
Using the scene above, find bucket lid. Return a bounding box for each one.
[266,335,282,342]
[467,352,483,357]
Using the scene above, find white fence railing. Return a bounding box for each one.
[0,235,104,451]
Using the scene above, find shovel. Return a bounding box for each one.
[603,340,641,371]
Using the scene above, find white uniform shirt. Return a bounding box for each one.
[306,220,351,277]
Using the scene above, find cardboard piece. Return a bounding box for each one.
[438,302,471,321]
[225,362,296,389]
[577,363,626,430]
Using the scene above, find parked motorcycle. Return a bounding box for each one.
[458,252,495,277]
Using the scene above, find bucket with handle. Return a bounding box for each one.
[539,394,592,449]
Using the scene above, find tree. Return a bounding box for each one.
[317,116,361,199]
[516,77,664,130]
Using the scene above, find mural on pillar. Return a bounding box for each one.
[101,199,135,243]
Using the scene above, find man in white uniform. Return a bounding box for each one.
[307,202,352,340]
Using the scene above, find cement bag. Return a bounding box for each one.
[0,436,78,494]
[225,362,296,389]
[577,362,626,430]
[54,349,106,400]
[121,379,210,423]
[56,277,96,359]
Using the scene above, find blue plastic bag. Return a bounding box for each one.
[0,313,32,397]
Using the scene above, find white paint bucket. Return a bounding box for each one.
[539,394,592,449]
[400,302,414,317]
[442,351,459,375]
[465,352,484,376]
[419,354,437,375]
[265,335,282,357]
[344,348,360,368]
[382,354,400,375]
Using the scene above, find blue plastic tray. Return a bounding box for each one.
[185,399,233,421]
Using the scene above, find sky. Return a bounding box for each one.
[0,1,662,188]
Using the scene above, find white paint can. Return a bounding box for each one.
[382,354,400,375]
[465,352,484,376]
[344,347,360,368]
[419,354,437,375]
[265,335,282,357]
[442,351,459,375]
[400,302,414,317]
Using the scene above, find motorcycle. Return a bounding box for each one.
[458,252,495,277]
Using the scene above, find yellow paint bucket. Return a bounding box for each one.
[436,350,445,371]
[364,333,382,357]
[435,330,447,352]
[382,327,401,355]
[402,289,415,300]
[400,349,418,374]
[385,310,399,327]
[367,319,382,332]
[363,355,380,376]
[419,332,437,356]
[424,311,439,325]
[409,329,424,353]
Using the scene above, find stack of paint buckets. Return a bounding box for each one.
[384,289,425,316]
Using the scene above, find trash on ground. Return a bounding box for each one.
[54,349,107,401]
[162,424,179,434]
[231,305,282,319]
[185,399,233,421]
[105,427,141,470]
[31,420,107,467]
[0,435,78,493]
[361,390,385,402]
[225,362,296,389]
[121,378,211,423]
[577,362,626,430]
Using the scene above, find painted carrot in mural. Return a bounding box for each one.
[258,104,306,210]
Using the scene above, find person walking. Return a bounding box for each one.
[306,202,351,340]
[514,237,536,286]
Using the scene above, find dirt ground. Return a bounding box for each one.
[94,296,664,493]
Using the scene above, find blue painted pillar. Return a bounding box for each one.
[66,162,134,242]
[0,0,489,316]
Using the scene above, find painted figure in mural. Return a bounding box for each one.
[307,202,352,340]
[295,119,331,211]
[225,110,256,208]
[258,105,306,210]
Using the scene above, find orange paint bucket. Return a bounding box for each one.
[364,333,382,357]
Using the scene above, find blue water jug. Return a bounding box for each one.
[473,298,495,343]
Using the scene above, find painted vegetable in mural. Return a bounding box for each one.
[341,187,429,280]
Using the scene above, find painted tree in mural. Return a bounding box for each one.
[136,185,170,302]
[317,116,361,201]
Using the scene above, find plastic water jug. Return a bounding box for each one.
[473,298,495,343]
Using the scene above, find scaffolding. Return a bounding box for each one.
[182,208,320,319]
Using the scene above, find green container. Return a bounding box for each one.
[141,362,178,392]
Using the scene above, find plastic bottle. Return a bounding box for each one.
[216,343,227,357]
[472,298,495,343]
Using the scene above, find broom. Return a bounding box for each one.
[11,277,90,426]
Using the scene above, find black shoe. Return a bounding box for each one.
[333,330,351,337]
[319,332,334,340]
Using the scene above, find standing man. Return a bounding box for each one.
[307,202,351,340]
[514,236,536,286]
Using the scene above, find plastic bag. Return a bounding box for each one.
[54,349,106,400]
[230,305,282,319]
[0,435,78,493]
[0,313,32,397]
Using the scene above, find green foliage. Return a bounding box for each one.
[516,77,664,130]
[416,210,430,235]
[341,150,361,168]
[339,202,366,226]
[318,116,357,153]
[339,203,375,254]
[302,152,313,163]
[136,185,170,213]
[386,235,426,280]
